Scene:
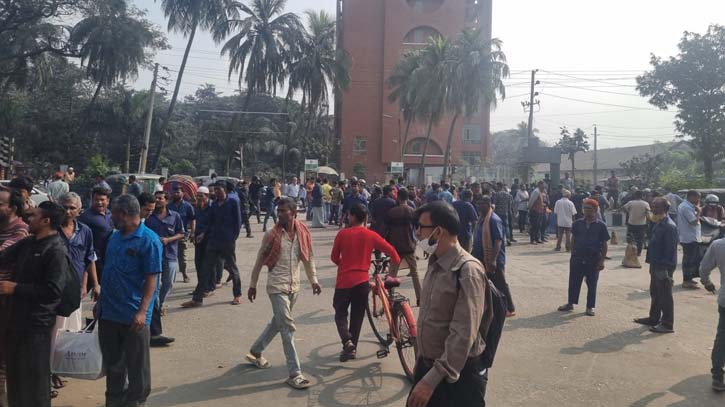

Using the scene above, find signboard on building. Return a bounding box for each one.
[390,162,404,174]
[304,159,319,172]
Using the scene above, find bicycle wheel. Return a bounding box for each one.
[394,301,418,382]
[365,287,389,344]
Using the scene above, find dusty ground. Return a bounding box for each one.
[55,220,725,407]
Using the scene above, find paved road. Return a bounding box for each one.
[56,221,725,407]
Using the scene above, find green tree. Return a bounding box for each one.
[212,0,302,103]
[636,24,725,185]
[557,126,589,185]
[619,153,662,188]
[442,28,508,181]
[387,49,423,163]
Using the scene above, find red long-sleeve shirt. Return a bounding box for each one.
[331,226,401,289]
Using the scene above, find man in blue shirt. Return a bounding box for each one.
[634,197,678,333]
[341,181,368,226]
[472,195,515,316]
[558,198,610,316]
[678,190,703,289]
[425,183,441,204]
[79,187,114,284]
[193,187,215,293]
[184,181,242,307]
[167,185,195,283]
[98,195,162,407]
[439,183,454,204]
[453,190,478,252]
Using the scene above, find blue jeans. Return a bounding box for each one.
[323,202,331,223]
[250,292,301,377]
[712,306,725,381]
[263,202,277,231]
[159,261,178,306]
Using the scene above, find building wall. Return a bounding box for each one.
[339,0,491,182]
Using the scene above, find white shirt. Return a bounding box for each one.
[154,183,164,192]
[554,198,577,228]
[623,199,651,226]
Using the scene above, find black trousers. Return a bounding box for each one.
[411,357,488,407]
[241,209,251,237]
[529,211,542,242]
[98,320,151,407]
[333,282,369,347]
[178,238,189,279]
[712,306,725,381]
[489,265,515,313]
[681,242,703,282]
[6,328,52,407]
[150,299,163,337]
[648,264,674,328]
[627,224,647,255]
[518,210,528,232]
[193,241,241,302]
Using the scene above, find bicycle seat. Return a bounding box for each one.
[384,276,401,289]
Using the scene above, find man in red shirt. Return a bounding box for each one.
[330,203,400,361]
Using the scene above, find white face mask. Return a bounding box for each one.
[416,227,440,255]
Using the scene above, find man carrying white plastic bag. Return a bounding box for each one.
[52,320,105,380]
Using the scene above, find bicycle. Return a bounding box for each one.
[365,257,418,381]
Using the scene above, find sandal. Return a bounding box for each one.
[231,297,242,305]
[51,390,59,398]
[286,374,312,390]
[51,374,67,389]
[245,353,271,369]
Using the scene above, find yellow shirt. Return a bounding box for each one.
[322,184,332,203]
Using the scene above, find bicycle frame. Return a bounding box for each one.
[369,262,417,342]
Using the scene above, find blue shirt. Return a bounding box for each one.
[453,200,479,240]
[311,183,323,207]
[100,223,163,326]
[207,197,242,246]
[471,211,506,269]
[167,199,195,237]
[571,219,610,258]
[677,200,701,243]
[79,208,114,263]
[342,193,368,214]
[59,220,97,282]
[194,204,212,238]
[439,190,454,204]
[646,216,678,267]
[425,190,441,203]
[145,210,184,262]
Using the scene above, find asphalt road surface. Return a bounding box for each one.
[55,221,725,407]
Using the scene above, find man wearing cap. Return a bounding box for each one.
[168,185,195,283]
[558,198,610,316]
[47,172,69,203]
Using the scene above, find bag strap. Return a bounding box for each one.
[82,319,98,333]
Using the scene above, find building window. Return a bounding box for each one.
[406,137,443,155]
[353,136,366,154]
[462,125,482,144]
[406,0,445,13]
[403,26,441,45]
[461,151,482,165]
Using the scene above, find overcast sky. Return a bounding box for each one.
[131,0,725,149]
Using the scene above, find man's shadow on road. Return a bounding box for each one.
[629,374,724,407]
[560,327,658,355]
[146,340,410,407]
[504,311,585,332]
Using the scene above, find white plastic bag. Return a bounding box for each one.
[51,320,105,380]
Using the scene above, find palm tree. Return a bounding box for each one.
[70,2,163,111]
[287,10,350,143]
[151,0,233,170]
[212,0,302,104]
[441,28,508,181]
[415,35,453,185]
[387,49,423,164]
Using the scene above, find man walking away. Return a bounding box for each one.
[622,190,651,256]
[385,188,421,305]
[47,172,69,203]
[98,195,162,407]
[249,176,264,224]
[167,186,195,283]
[127,175,142,197]
[192,187,214,293]
[246,198,322,390]
[310,178,325,228]
[408,201,492,407]
[329,181,343,225]
[558,199,609,316]
[700,235,725,391]
[634,197,678,333]
[0,202,70,407]
[183,181,242,307]
[263,179,278,232]
[554,190,577,252]
[494,182,516,245]
[473,196,515,317]
[370,185,396,240]
[331,204,400,361]
[237,181,253,238]
[515,185,529,233]
[453,190,479,252]
[528,181,547,244]
[678,190,703,289]
[322,178,332,224]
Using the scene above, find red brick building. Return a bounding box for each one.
[337,0,492,183]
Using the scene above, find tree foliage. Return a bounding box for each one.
[636,24,725,185]
[557,126,589,183]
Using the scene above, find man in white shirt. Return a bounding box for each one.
[678,190,702,289]
[554,190,577,252]
[664,189,683,223]
[622,190,651,256]
[701,238,725,391]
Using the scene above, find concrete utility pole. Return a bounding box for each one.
[593,124,598,186]
[526,69,538,145]
[138,62,159,174]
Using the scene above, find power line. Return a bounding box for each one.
[539,81,643,97]
[539,92,668,111]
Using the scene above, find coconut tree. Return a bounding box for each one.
[287,10,350,143]
[441,28,508,181]
[387,49,423,164]
[150,0,234,170]
[212,0,303,104]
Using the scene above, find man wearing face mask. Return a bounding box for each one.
[408,201,491,407]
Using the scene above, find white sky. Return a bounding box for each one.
[131,0,725,149]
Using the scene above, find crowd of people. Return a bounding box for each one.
[1,168,725,406]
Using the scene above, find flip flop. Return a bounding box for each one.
[231,297,242,305]
[286,374,311,390]
[51,374,67,389]
[245,353,271,369]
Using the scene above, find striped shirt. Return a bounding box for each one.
[0,217,30,281]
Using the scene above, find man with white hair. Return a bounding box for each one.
[553,190,577,252]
